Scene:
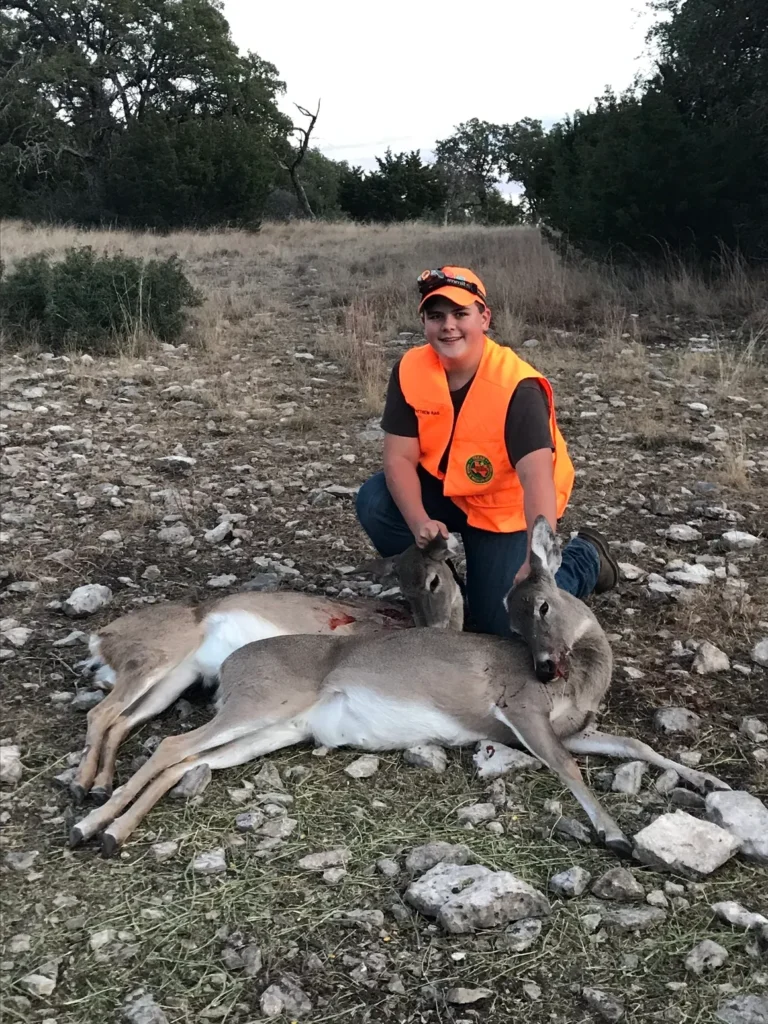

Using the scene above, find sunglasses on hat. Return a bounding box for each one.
[417,269,487,303]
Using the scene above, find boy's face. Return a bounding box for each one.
[422,296,491,365]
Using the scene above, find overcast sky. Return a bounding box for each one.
[222,0,655,174]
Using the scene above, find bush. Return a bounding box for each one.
[0,246,201,351]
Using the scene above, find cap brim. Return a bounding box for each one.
[418,286,483,312]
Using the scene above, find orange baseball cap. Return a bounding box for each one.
[417,266,488,312]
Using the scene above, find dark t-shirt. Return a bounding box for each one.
[381,358,554,471]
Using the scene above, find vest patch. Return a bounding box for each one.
[466,454,494,484]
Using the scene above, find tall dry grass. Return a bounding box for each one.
[2,219,765,371]
[3,219,765,312]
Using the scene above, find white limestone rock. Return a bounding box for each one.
[654,708,701,736]
[549,866,592,898]
[190,847,227,875]
[685,939,728,975]
[63,584,112,617]
[403,744,448,773]
[705,790,768,864]
[405,862,550,934]
[344,754,379,778]
[0,744,23,785]
[632,810,742,877]
[472,739,541,778]
[720,530,760,551]
[692,641,730,674]
[665,524,702,542]
[404,842,472,875]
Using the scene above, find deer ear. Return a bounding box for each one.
[355,555,400,578]
[529,516,562,576]
[424,533,460,561]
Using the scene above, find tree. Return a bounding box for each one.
[509,0,768,261]
[338,150,446,222]
[4,1,287,127]
[295,150,347,218]
[497,118,549,222]
[0,0,292,225]
[533,88,727,258]
[481,189,524,226]
[337,165,368,221]
[434,119,506,222]
[265,150,347,221]
[648,0,767,115]
[645,0,768,258]
[103,113,278,228]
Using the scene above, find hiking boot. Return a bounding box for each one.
[577,526,620,594]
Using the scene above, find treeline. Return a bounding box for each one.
[1,0,766,262]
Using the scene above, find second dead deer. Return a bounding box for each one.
[71,517,729,858]
[71,535,462,803]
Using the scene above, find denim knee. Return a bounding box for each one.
[355,472,386,531]
[355,472,411,557]
[557,537,600,599]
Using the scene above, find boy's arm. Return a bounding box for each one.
[383,433,448,547]
[513,447,558,583]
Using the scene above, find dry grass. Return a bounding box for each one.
[4,219,764,423]
[713,441,754,492]
[676,328,768,395]
[316,302,387,415]
[3,219,766,353]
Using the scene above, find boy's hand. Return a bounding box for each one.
[513,559,531,586]
[412,518,449,548]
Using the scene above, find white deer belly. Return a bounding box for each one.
[195,611,286,680]
[307,686,484,751]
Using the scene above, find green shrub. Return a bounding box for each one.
[0,246,201,351]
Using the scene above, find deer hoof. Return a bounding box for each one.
[604,834,633,859]
[69,825,86,848]
[703,775,730,793]
[100,831,120,859]
[90,785,112,805]
[69,782,88,805]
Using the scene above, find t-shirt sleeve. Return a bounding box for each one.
[380,359,419,437]
[505,379,554,466]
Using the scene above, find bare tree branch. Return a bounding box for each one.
[275,99,320,219]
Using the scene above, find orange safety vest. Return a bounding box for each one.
[398,337,575,533]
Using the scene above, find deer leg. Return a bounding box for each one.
[72,660,184,802]
[90,659,202,802]
[69,715,255,847]
[99,760,198,857]
[89,716,142,804]
[71,673,320,849]
[71,693,129,802]
[564,728,730,793]
[492,705,632,856]
[100,715,312,856]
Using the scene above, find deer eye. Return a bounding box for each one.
[539,601,549,617]
[429,575,441,592]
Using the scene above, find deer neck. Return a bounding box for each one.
[569,620,613,705]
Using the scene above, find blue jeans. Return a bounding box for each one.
[356,468,599,638]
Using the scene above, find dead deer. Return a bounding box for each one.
[71,535,462,804]
[70,517,729,858]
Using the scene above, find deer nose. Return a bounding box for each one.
[535,658,557,683]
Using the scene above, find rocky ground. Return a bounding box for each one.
[1,224,767,1023]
